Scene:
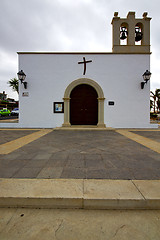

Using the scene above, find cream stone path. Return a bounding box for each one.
[0,208,160,240]
[0,178,160,239]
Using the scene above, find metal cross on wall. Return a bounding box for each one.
[78,57,92,75]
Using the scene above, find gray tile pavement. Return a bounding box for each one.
[132,131,160,143]
[0,130,160,179]
[0,130,38,145]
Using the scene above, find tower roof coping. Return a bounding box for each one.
[111,11,151,24]
[127,12,135,18]
[114,12,118,17]
[143,12,148,18]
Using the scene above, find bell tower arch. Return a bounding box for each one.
[111,12,151,53]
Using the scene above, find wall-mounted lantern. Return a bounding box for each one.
[141,70,151,89]
[17,70,27,89]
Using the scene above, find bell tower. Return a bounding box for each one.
[111,12,151,53]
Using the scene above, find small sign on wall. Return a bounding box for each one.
[22,92,29,97]
[54,102,64,113]
[108,101,115,106]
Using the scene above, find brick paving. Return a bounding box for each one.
[0,130,160,179]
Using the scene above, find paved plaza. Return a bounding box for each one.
[0,128,160,240]
[0,128,159,179]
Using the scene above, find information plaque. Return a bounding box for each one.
[54,102,64,113]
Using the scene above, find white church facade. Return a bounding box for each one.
[3,12,157,129]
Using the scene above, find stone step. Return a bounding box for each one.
[0,179,160,209]
[55,126,113,130]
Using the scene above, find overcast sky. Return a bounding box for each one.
[0,0,160,100]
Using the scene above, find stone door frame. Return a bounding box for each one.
[62,78,106,127]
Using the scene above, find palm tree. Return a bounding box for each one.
[8,78,19,94]
[150,89,160,113]
[157,89,160,113]
[150,99,153,110]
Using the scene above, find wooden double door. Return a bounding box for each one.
[70,84,98,125]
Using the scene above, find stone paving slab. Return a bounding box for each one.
[0,208,160,240]
[0,178,83,209]
[1,178,160,210]
[0,129,160,179]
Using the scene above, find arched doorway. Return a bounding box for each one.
[70,84,98,125]
[63,78,105,127]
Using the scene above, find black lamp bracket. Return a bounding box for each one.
[23,82,27,89]
[141,82,145,89]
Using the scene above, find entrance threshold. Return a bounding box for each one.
[56,125,113,131]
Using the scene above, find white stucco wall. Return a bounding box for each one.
[17,52,152,128]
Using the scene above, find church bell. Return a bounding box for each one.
[120,27,128,40]
[135,26,143,42]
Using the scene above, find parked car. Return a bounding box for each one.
[0,109,11,116]
[11,108,19,116]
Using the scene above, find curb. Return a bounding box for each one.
[0,179,160,209]
[54,127,113,131]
